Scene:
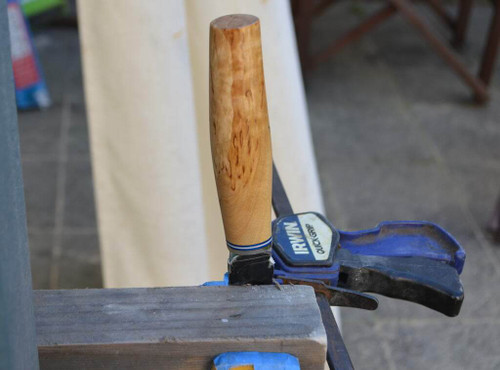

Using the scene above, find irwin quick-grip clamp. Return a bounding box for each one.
[272,165,465,317]
[209,13,465,369]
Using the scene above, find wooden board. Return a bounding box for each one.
[35,285,327,369]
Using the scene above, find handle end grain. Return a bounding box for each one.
[210,14,259,30]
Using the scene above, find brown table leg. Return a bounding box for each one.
[487,195,500,243]
[311,5,397,67]
[292,0,316,72]
[478,0,500,86]
[313,0,338,17]
[425,0,456,30]
[453,0,474,48]
[391,0,489,102]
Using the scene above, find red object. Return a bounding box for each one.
[8,3,40,89]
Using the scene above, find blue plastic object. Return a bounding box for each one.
[212,352,300,370]
[204,215,465,316]
[7,0,51,109]
[273,216,465,286]
[339,221,465,274]
[272,213,465,316]
[202,273,229,286]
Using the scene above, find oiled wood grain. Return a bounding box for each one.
[209,15,273,250]
[35,285,327,369]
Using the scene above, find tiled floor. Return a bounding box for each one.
[18,4,500,369]
[20,28,101,290]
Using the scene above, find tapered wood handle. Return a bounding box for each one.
[209,14,272,254]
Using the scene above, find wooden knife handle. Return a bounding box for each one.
[209,14,272,255]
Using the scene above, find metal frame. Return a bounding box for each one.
[478,0,500,87]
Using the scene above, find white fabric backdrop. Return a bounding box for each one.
[78,1,331,309]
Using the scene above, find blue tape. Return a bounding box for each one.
[227,237,272,252]
[213,352,300,370]
[202,273,229,286]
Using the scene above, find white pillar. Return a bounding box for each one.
[78,0,209,287]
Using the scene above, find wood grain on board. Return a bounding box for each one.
[35,285,327,369]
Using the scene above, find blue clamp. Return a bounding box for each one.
[272,212,465,316]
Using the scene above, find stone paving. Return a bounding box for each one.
[18,4,500,369]
[308,4,500,369]
[20,28,101,290]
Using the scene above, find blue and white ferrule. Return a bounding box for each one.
[226,236,273,252]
